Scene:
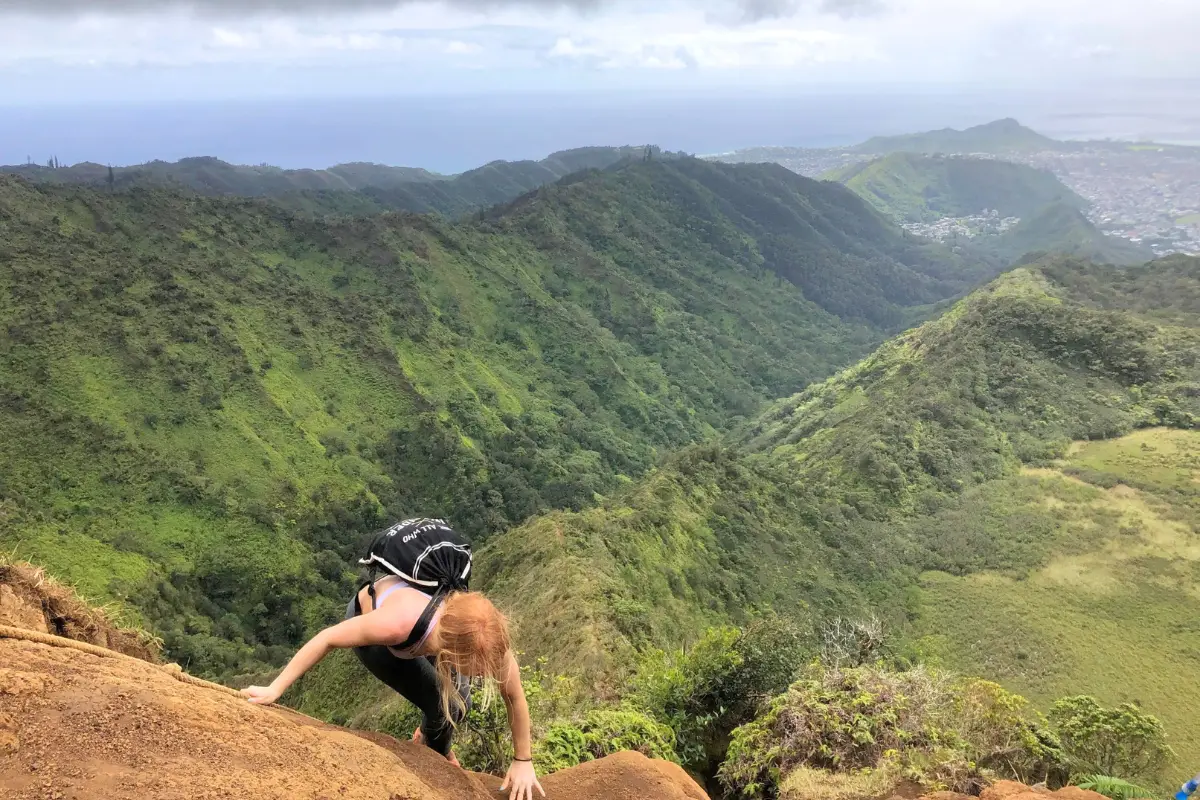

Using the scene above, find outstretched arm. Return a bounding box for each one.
[242,611,410,705]
[499,651,545,800]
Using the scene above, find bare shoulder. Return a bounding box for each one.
[376,586,428,635]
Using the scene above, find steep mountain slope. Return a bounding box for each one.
[854,119,1059,155]
[485,158,987,329]
[3,146,660,219]
[981,201,1155,265]
[470,256,1200,754]
[0,157,971,678]
[827,154,1085,223]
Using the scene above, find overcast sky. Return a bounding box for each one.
[0,0,1197,104]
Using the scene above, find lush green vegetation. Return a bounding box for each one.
[8,139,1199,797]
[827,154,1084,223]
[467,256,1200,780]
[483,157,990,329]
[914,427,1200,777]
[853,119,1059,155]
[1075,775,1159,800]
[0,155,974,678]
[719,664,1068,798]
[1049,696,1170,781]
[476,256,1198,672]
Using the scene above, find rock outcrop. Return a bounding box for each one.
[0,560,707,799]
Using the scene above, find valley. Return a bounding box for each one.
[0,156,977,679]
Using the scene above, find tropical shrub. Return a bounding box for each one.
[1074,774,1157,800]
[536,709,680,774]
[631,615,810,775]
[1049,696,1171,781]
[718,665,1068,800]
[952,679,1066,786]
[719,665,954,799]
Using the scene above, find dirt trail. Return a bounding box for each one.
[0,561,708,800]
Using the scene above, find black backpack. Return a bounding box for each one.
[358,517,472,651]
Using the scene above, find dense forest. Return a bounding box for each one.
[465,256,1200,679]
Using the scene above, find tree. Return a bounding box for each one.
[631,615,809,779]
[1048,696,1171,781]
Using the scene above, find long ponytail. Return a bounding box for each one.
[426,591,512,727]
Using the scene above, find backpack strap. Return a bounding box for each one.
[392,587,450,652]
[365,563,379,611]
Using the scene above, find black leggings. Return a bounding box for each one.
[345,596,471,756]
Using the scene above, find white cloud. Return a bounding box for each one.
[444,39,483,53]
[0,0,1195,92]
[547,26,875,70]
[211,27,254,48]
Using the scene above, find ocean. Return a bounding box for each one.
[2,82,1198,173]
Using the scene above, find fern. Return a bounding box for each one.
[1075,774,1157,800]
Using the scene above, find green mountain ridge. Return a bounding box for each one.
[0,156,974,677]
[826,153,1086,223]
[2,145,668,219]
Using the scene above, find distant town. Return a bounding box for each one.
[715,142,1200,257]
[901,210,1020,243]
[1020,145,1200,256]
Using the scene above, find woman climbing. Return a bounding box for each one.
[241,517,545,800]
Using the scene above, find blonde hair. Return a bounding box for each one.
[426,591,512,726]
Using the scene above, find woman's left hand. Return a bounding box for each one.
[500,760,545,800]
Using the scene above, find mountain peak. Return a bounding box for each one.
[854,118,1058,155]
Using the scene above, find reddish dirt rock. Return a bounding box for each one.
[0,561,158,662]
[981,782,1045,800]
[949,781,1105,800]
[0,634,709,800]
[475,752,709,800]
[0,561,707,798]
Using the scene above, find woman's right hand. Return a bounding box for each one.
[241,685,282,705]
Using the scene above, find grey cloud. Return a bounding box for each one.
[736,0,800,22]
[735,0,885,22]
[820,0,884,18]
[675,46,699,69]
